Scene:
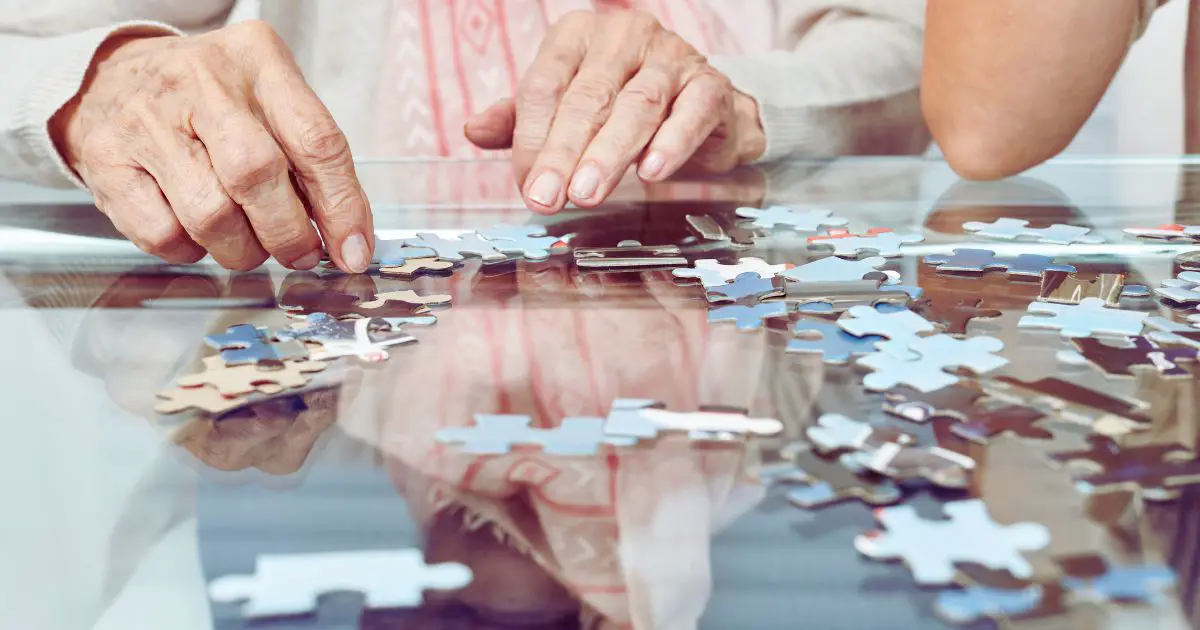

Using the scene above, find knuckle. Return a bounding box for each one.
[563,79,618,119]
[261,224,313,255]
[182,190,237,236]
[229,19,284,48]
[518,73,565,106]
[627,10,661,31]
[622,81,669,114]
[224,147,287,196]
[294,119,351,166]
[557,10,593,31]
[139,223,190,258]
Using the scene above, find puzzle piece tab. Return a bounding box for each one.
[854,499,1050,586]
[807,229,924,258]
[963,218,1105,245]
[176,356,326,397]
[787,318,884,364]
[477,223,566,261]
[209,550,472,618]
[838,305,937,359]
[735,206,848,231]
[205,324,308,366]
[925,249,1077,278]
[403,232,507,263]
[708,302,790,331]
[858,334,1008,393]
[1019,297,1148,338]
[672,257,789,288]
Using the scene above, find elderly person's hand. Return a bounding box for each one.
[50,21,375,273]
[464,10,766,215]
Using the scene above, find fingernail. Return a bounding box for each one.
[291,250,322,271]
[341,233,370,273]
[639,152,665,179]
[570,164,601,200]
[527,172,563,208]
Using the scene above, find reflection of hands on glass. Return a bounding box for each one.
[337,262,784,628]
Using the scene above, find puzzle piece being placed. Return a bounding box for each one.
[807,229,924,258]
[854,499,1050,586]
[838,305,937,359]
[780,256,895,284]
[1050,434,1200,501]
[436,414,637,455]
[704,271,784,304]
[734,206,848,231]
[373,240,438,266]
[805,413,914,455]
[209,550,472,618]
[1019,297,1148,338]
[205,324,308,366]
[963,218,1105,245]
[175,356,326,397]
[403,232,507,263]
[601,399,783,441]
[477,223,566,261]
[925,249,1077,278]
[379,257,455,279]
[708,302,790,331]
[787,318,884,364]
[858,334,1008,393]
[672,257,789,288]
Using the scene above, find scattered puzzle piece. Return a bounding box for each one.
[175,356,326,397]
[882,383,986,423]
[379,257,455,279]
[918,298,1003,336]
[924,249,1076,278]
[303,316,417,362]
[279,285,432,319]
[805,413,914,455]
[573,240,687,270]
[685,214,757,248]
[436,414,637,455]
[950,405,1051,444]
[209,550,472,618]
[807,229,924,258]
[782,446,903,509]
[854,499,1050,586]
[963,218,1105,245]
[838,305,937,359]
[1123,224,1200,241]
[204,324,308,366]
[1018,297,1148,338]
[364,290,451,308]
[708,302,790,331]
[705,271,784,304]
[780,256,894,284]
[986,376,1152,437]
[936,584,1045,624]
[853,442,975,489]
[858,334,1008,393]
[1049,434,1200,500]
[403,232,507,263]
[1155,271,1200,305]
[734,206,849,231]
[1039,271,1127,306]
[673,257,789,288]
[373,240,438,266]
[1063,336,1199,377]
[787,318,885,364]
[477,224,565,260]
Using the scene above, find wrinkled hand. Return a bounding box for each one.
[51,21,375,272]
[465,10,766,214]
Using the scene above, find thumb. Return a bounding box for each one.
[464,98,516,150]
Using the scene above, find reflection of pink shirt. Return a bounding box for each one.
[371,0,766,158]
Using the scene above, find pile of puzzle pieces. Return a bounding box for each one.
[184,207,1200,624]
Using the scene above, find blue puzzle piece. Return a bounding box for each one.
[373,239,438,266]
[707,302,789,331]
[204,324,307,365]
[935,585,1044,623]
[1063,564,1176,604]
[787,318,885,364]
[705,271,781,304]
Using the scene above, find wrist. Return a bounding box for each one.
[732,90,766,165]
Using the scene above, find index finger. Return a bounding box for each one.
[253,59,375,273]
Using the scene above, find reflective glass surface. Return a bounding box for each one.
[3,157,1200,630]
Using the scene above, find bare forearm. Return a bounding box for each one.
[923,0,1142,179]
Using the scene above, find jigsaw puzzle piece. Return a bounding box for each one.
[209,550,472,617]
[853,442,975,489]
[807,230,924,258]
[705,271,784,304]
[857,335,1007,393]
[935,585,1045,624]
[784,448,903,509]
[155,385,247,415]
[1039,271,1127,306]
[176,356,326,396]
[373,239,438,266]
[1063,564,1176,604]
[787,318,884,364]
[734,206,849,231]
[805,413,914,455]
[1049,435,1199,501]
[780,256,894,284]
[1154,272,1200,305]
[1064,336,1199,377]
[205,324,308,366]
[379,257,455,279]
[436,414,637,455]
[855,499,1050,586]
[1018,297,1148,338]
[950,405,1051,443]
[403,232,507,263]
[707,302,790,331]
[477,223,566,261]
[918,298,1002,336]
[602,399,783,440]
[838,304,936,359]
[672,257,788,288]
[304,316,416,362]
[573,240,687,270]
[882,384,986,423]
[963,218,1105,245]
[924,249,1076,278]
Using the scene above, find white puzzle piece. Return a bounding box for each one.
[735,206,849,231]
[672,257,789,288]
[1018,298,1148,338]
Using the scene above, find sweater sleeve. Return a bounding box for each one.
[708,0,929,162]
[0,22,183,188]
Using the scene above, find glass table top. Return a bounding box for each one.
[3,157,1200,630]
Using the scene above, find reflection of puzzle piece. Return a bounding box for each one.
[209,550,472,618]
[685,214,757,248]
[403,232,507,262]
[807,230,924,258]
[1064,564,1176,604]
[936,585,1045,624]
[783,447,903,509]
[1064,336,1199,377]
[477,223,565,261]
[673,257,789,288]
[780,256,894,284]
[839,305,936,359]
[205,324,308,366]
[787,318,884,364]
[858,334,1008,393]
[1019,297,1148,338]
[176,356,326,396]
[436,414,636,455]
[854,499,1050,586]
[805,413,914,455]
[365,290,451,308]
[373,239,438,266]
[155,386,247,415]
[1039,271,1127,306]
[705,271,783,303]
[963,218,1105,245]
[986,376,1152,437]
[883,384,986,423]
[735,206,848,231]
[1050,435,1200,501]
[708,302,790,331]
[305,317,417,363]
[602,399,783,440]
[379,257,455,279]
[920,298,1003,336]
[853,442,975,489]
[280,285,433,319]
[951,406,1051,443]
[925,249,1076,278]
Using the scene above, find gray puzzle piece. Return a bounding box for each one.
[857,334,1008,393]
[1019,297,1148,338]
[854,499,1050,586]
[708,302,790,331]
[436,414,637,456]
[477,223,564,261]
[935,585,1044,624]
[963,218,1105,245]
[403,232,507,263]
[705,271,782,303]
[205,324,308,365]
[925,249,1077,278]
[780,256,892,284]
[787,318,884,364]
[734,206,849,231]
